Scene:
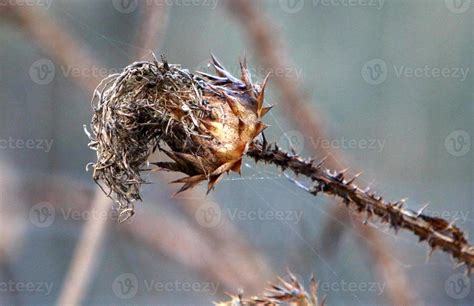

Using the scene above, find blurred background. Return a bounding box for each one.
[0,0,472,305]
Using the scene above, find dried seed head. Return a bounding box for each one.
[87,55,270,215]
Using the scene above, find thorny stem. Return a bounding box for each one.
[247,140,474,273]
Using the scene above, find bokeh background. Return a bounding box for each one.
[0,0,472,305]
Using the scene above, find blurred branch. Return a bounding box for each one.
[226,1,415,304]
[56,191,111,306]
[134,3,170,59]
[10,5,103,93]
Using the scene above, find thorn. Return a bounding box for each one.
[260,105,273,117]
[170,175,206,195]
[196,70,227,83]
[316,156,328,168]
[417,203,430,217]
[254,121,269,136]
[239,56,252,88]
[261,132,268,150]
[223,92,245,117]
[346,172,363,185]
[448,218,459,229]
[210,53,241,83]
[231,159,243,175]
[335,172,344,182]
[256,72,270,117]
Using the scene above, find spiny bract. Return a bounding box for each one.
[88,55,271,217]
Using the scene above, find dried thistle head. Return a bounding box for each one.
[87,55,271,217]
[216,271,325,306]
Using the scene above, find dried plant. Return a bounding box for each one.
[216,271,325,306]
[87,55,270,220]
[87,56,474,272]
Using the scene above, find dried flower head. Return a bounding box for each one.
[86,55,271,218]
[216,271,325,306]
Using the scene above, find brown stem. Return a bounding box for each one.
[247,141,474,272]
